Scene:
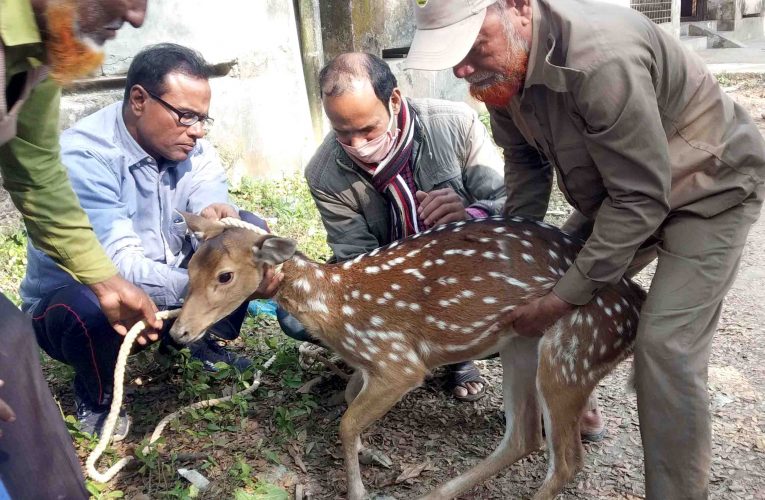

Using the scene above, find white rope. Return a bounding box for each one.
[219,217,269,235]
[86,308,276,483]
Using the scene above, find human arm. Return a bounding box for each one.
[0,77,160,334]
[488,104,553,221]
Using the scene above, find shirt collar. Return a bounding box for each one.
[0,0,42,46]
[523,0,550,89]
[114,103,155,168]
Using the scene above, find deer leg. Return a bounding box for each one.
[340,370,422,500]
[421,337,543,500]
[533,341,595,500]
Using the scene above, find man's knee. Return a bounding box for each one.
[239,210,270,233]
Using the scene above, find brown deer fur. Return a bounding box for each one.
[171,212,645,500]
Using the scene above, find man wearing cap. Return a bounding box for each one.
[404,0,765,498]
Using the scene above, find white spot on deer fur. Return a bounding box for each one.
[424,286,432,294]
[614,303,622,313]
[471,276,484,282]
[423,260,433,268]
[387,257,406,266]
[570,312,582,327]
[351,290,360,299]
[605,307,612,317]
[522,253,535,263]
[294,278,311,293]
[418,341,432,357]
[332,274,341,283]
[621,297,629,306]
[406,249,421,258]
[363,293,372,301]
[396,301,407,309]
[479,237,492,243]
[521,240,532,248]
[483,297,498,304]
[613,339,623,349]
[596,297,604,307]
[369,248,380,257]
[406,350,419,364]
[368,344,380,355]
[548,249,559,260]
[571,372,578,383]
[365,266,381,274]
[353,255,363,264]
[461,290,475,298]
[383,292,394,300]
[472,320,486,328]
[437,276,458,286]
[343,294,349,301]
[445,249,472,256]
[501,305,515,313]
[425,316,435,324]
[436,321,448,330]
[533,276,549,282]
[599,344,607,356]
[404,367,415,375]
[452,227,463,233]
[359,350,372,361]
[404,268,426,280]
[391,284,401,291]
[390,342,405,352]
[387,352,400,363]
[483,251,496,259]
[294,258,307,268]
[370,316,384,327]
[314,269,325,279]
[616,324,624,334]
[564,257,572,266]
[382,264,390,271]
[435,259,446,265]
[493,227,506,233]
[587,344,595,355]
[563,237,572,245]
[523,230,532,236]
[439,299,451,307]
[342,339,355,351]
[389,241,399,249]
[342,305,355,316]
[586,314,594,326]
[409,303,421,312]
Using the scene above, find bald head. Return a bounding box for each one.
[319,53,402,150]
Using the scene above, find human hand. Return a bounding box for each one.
[248,267,284,300]
[88,274,162,345]
[0,380,16,437]
[415,188,467,227]
[499,292,575,337]
[200,203,239,221]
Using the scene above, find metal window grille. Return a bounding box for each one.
[631,0,672,24]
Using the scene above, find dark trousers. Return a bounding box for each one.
[30,210,265,408]
[0,293,89,499]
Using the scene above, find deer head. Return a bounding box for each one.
[169,211,296,344]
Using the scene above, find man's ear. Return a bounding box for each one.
[179,210,226,241]
[390,87,402,115]
[252,236,297,266]
[129,85,148,115]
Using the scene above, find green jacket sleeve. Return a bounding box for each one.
[488,104,553,221]
[0,77,118,284]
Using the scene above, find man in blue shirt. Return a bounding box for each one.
[21,43,279,440]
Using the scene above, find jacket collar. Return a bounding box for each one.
[114,103,156,168]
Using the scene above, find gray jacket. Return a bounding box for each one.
[305,97,505,261]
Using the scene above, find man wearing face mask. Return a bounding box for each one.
[281,52,506,401]
[0,0,163,497]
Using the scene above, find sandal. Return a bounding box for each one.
[447,361,486,402]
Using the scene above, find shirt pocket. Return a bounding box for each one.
[553,146,607,217]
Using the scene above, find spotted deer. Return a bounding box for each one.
[170,211,645,500]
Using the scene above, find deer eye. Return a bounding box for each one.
[217,272,233,284]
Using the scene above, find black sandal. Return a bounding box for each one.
[447,361,486,402]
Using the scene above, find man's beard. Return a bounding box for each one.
[468,20,529,108]
[44,0,105,86]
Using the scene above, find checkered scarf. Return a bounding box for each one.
[353,99,422,240]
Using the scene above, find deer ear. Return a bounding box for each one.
[252,236,297,266]
[178,210,226,241]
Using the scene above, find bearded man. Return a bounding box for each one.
[0,1,158,497]
[404,1,765,498]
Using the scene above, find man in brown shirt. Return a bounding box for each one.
[404,0,765,498]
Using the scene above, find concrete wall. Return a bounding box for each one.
[62,0,315,183]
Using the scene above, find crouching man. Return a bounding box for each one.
[20,43,279,440]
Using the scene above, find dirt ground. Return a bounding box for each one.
[2,76,764,499]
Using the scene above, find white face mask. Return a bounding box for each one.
[338,101,399,164]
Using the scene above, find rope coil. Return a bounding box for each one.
[86,309,275,483]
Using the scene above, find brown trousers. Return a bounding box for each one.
[563,189,763,499]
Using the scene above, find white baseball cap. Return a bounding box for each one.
[403,0,495,71]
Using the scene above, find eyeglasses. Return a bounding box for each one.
[145,89,214,131]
